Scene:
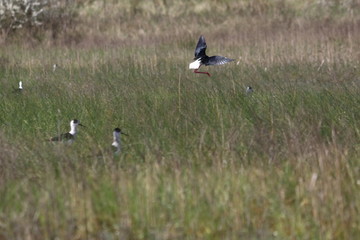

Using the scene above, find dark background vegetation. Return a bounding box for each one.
[2,0,360,46]
[1,1,360,239]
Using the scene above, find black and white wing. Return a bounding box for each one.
[50,132,73,141]
[207,56,235,66]
[194,35,207,59]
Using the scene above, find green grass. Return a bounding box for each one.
[1,20,360,239]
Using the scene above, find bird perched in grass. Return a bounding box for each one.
[112,127,128,154]
[246,86,253,94]
[49,119,85,144]
[13,81,23,93]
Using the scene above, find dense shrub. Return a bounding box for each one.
[0,0,79,41]
[0,0,47,31]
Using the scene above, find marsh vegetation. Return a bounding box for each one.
[0,1,360,239]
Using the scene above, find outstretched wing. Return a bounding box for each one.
[194,35,207,58]
[206,56,235,66]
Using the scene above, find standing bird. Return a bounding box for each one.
[189,35,234,77]
[13,81,23,93]
[112,127,128,154]
[50,119,85,143]
[246,86,253,94]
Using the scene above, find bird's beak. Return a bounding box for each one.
[79,123,86,127]
[122,132,129,136]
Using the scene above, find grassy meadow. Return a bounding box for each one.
[1,1,360,239]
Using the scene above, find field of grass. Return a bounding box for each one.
[1,1,360,239]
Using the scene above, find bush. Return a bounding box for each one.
[0,0,46,31]
[0,0,80,41]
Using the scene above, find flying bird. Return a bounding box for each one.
[189,35,234,77]
[49,119,85,144]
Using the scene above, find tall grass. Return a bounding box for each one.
[1,3,360,239]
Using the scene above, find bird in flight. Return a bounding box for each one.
[189,35,234,77]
